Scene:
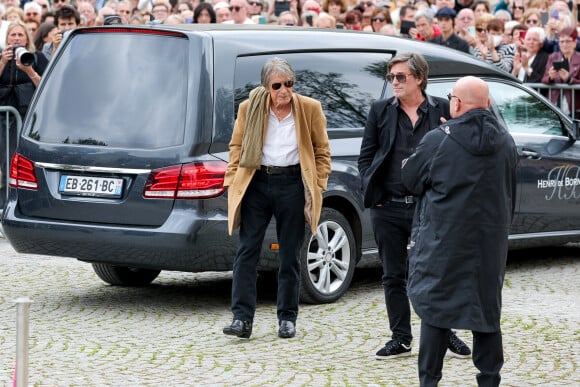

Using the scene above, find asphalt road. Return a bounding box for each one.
[0,238,578,386]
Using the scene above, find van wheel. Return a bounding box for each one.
[91,263,161,286]
[300,208,356,304]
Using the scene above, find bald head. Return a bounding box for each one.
[450,76,490,118]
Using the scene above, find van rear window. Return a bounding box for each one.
[26,33,188,149]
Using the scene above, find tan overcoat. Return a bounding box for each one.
[224,93,331,236]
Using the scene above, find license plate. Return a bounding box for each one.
[59,175,124,198]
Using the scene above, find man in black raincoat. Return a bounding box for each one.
[401,76,518,387]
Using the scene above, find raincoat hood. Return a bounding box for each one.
[442,109,509,156]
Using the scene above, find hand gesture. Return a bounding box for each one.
[558,68,570,82]
[0,45,14,65]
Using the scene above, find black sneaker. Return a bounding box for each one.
[375,339,412,360]
[447,331,471,358]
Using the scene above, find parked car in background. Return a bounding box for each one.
[3,25,580,304]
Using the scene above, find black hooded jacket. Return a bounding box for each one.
[401,109,518,332]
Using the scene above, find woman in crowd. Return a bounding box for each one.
[472,0,491,19]
[322,0,347,21]
[470,13,493,52]
[343,9,362,30]
[5,6,25,22]
[193,2,216,24]
[33,22,55,52]
[542,26,580,116]
[512,26,549,82]
[0,20,48,206]
[510,0,526,21]
[521,8,542,28]
[0,21,47,117]
[472,17,515,72]
[363,7,392,32]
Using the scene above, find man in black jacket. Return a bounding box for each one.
[358,52,471,360]
[401,76,518,386]
[429,7,470,54]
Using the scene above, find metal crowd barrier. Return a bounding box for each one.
[0,106,23,210]
[526,83,580,120]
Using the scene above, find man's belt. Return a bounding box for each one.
[388,195,417,204]
[259,164,301,175]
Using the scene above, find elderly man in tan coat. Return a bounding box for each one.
[223,57,331,340]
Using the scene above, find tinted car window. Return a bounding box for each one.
[486,81,565,136]
[233,52,392,129]
[428,80,565,136]
[26,33,189,149]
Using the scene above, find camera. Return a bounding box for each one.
[13,45,35,66]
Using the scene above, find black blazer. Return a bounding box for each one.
[524,50,549,83]
[358,94,450,208]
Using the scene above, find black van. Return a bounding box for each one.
[4,25,580,303]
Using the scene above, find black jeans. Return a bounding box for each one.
[419,322,503,387]
[370,203,415,346]
[231,169,305,324]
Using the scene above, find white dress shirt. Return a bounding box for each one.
[261,108,300,167]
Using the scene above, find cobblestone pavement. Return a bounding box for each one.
[0,238,578,387]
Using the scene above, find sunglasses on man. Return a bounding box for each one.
[271,80,294,90]
[385,73,413,83]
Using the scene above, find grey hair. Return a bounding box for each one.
[387,52,429,92]
[527,26,545,42]
[261,57,295,87]
[494,9,512,21]
[414,8,434,23]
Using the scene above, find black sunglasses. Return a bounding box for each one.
[271,80,294,90]
[385,73,411,83]
[229,6,242,11]
[447,93,461,102]
[249,1,263,5]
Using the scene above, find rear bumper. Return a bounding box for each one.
[1,200,278,272]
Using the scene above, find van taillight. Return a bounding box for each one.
[143,161,227,199]
[9,153,38,190]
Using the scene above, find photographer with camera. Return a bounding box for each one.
[0,20,48,207]
[42,5,79,60]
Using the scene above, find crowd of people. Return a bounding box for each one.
[0,0,578,117]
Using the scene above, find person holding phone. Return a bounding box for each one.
[398,5,417,38]
[542,26,580,116]
[43,5,79,60]
[455,8,477,47]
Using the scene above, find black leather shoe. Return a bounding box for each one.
[223,319,252,339]
[278,320,296,339]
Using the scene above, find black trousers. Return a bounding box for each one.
[231,169,305,324]
[370,203,415,345]
[419,322,504,387]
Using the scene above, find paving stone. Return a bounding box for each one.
[0,239,578,386]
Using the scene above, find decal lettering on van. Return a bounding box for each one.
[537,165,580,200]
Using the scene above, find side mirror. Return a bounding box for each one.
[573,119,580,141]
